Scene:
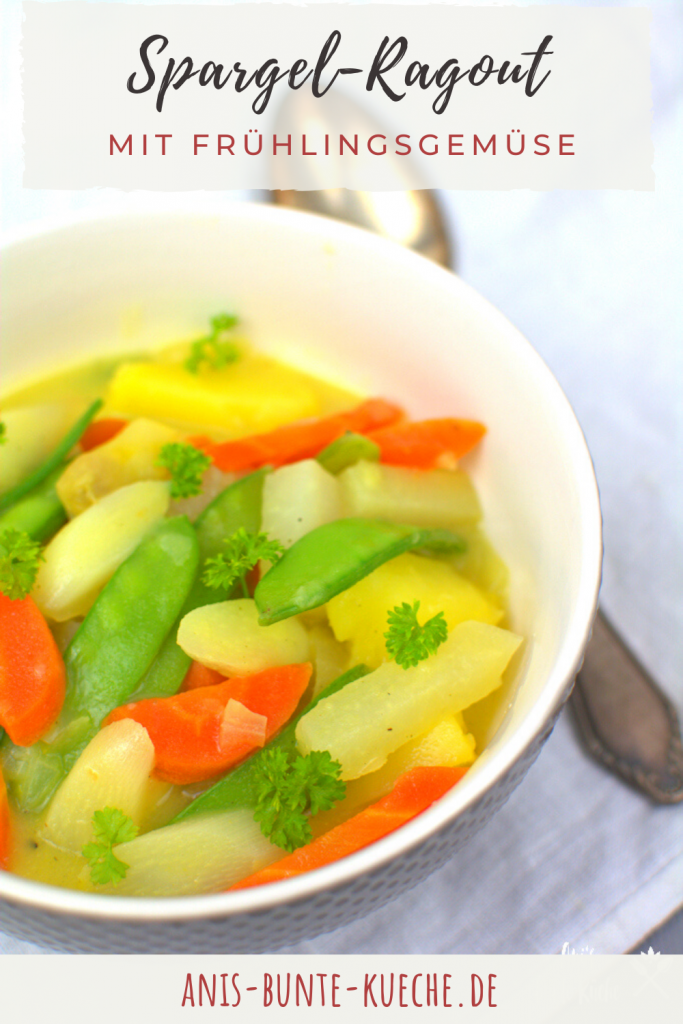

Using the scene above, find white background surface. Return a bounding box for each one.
[1,0,682,954]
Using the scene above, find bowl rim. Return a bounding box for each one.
[0,202,603,923]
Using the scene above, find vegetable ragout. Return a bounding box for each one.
[0,316,520,896]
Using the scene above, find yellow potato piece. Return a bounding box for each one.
[327,552,503,669]
[397,713,477,770]
[106,355,323,434]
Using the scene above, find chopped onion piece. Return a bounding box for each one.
[220,699,267,751]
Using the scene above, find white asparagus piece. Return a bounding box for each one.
[32,480,169,621]
[99,811,284,897]
[56,417,180,517]
[261,458,342,550]
[296,620,522,779]
[44,720,155,852]
[339,460,482,529]
[178,598,310,677]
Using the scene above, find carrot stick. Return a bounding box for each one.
[231,765,467,890]
[105,663,312,784]
[79,417,128,452]
[191,398,404,473]
[366,418,486,470]
[0,768,10,869]
[0,593,67,746]
[181,660,225,692]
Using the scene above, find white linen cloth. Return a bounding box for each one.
[1,0,681,954]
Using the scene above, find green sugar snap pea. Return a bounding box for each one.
[0,465,67,543]
[132,468,267,700]
[255,518,467,625]
[1,515,200,813]
[63,515,199,727]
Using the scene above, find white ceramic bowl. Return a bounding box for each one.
[0,205,602,952]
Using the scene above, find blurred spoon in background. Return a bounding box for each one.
[269,88,683,805]
[269,88,452,267]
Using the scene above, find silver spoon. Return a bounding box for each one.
[268,88,452,267]
[269,89,683,804]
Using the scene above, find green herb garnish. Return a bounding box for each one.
[156,442,211,499]
[384,600,448,669]
[0,528,45,600]
[185,313,240,374]
[0,421,7,445]
[253,748,345,852]
[203,527,284,598]
[81,807,138,886]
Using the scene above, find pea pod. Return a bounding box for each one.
[63,515,199,725]
[0,465,67,542]
[132,469,267,700]
[2,516,199,812]
[255,518,467,625]
[316,432,380,475]
[0,740,64,815]
[173,663,369,822]
[0,399,102,515]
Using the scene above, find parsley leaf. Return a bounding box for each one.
[0,528,45,600]
[384,600,448,669]
[253,748,345,853]
[290,750,347,816]
[202,528,284,598]
[184,313,240,374]
[81,807,138,886]
[0,421,6,445]
[156,442,211,499]
[253,748,311,851]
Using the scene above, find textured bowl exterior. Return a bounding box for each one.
[0,703,564,954]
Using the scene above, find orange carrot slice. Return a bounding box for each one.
[0,593,67,746]
[231,765,467,890]
[366,418,486,469]
[104,663,312,784]
[191,398,404,473]
[0,769,10,869]
[181,660,225,692]
[79,417,129,451]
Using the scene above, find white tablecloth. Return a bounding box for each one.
[1,0,682,955]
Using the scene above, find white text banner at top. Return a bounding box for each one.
[22,3,653,192]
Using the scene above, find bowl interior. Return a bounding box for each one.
[0,205,602,918]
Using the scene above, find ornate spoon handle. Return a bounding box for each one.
[571,611,683,803]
